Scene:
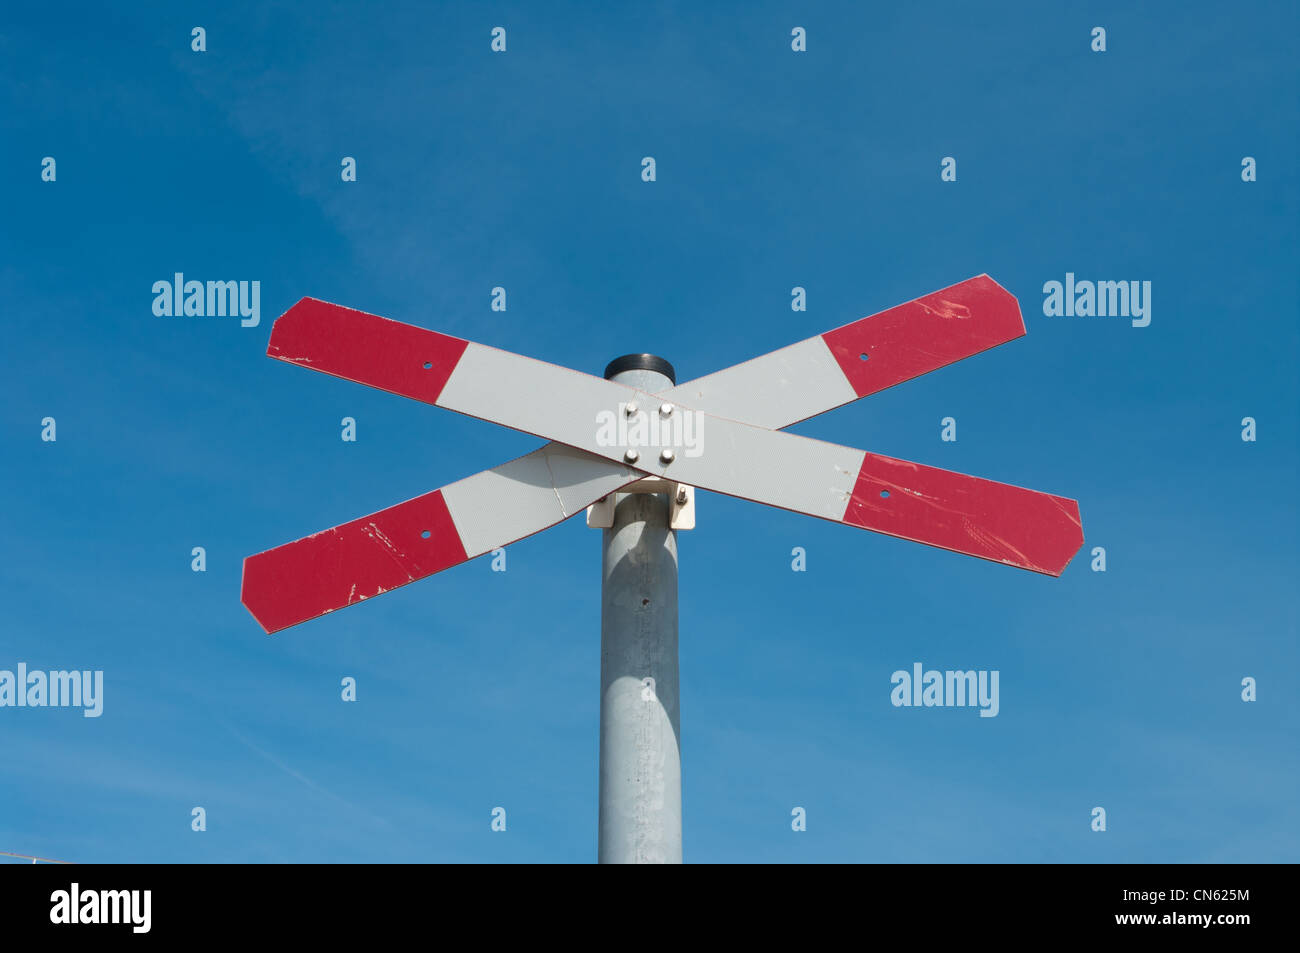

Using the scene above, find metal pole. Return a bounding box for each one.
[598,356,681,864]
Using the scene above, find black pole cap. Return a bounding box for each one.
[603,353,676,384]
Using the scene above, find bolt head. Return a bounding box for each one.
[660,448,675,464]
[624,448,640,464]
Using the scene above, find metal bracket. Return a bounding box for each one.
[586,479,695,530]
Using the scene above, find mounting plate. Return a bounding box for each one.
[587,480,695,531]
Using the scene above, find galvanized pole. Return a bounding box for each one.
[598,355,681,864]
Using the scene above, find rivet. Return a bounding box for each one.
[660,449,675,464]
[624,449,640,464]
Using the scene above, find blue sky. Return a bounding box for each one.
[1,1,1296,862]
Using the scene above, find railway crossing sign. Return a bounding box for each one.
[240,273,1084,862]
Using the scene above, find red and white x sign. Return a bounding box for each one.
[241,275,1084,633]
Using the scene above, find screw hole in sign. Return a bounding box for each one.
[859,352,870,361]
[880,490,890,499]
[423,361,433,369]
[421,530,431,539]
